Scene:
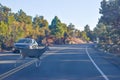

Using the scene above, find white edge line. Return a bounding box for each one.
[86,47,109,80]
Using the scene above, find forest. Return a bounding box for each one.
[94,0,120,54]
[0,0,120,54]
[0,3,90,48]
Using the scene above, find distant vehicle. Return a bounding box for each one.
[13,38,38,53]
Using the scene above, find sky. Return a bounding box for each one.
[0,0,102,30]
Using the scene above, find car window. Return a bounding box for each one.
[25,39,32,43]
[33,40,36,44]
[17,39,32,43]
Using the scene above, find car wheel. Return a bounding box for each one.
[13,49,21,53]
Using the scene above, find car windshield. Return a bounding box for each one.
[17,39,32,43]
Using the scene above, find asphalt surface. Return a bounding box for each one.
[0,44,120,80]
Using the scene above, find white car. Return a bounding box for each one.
[13,38,38,53]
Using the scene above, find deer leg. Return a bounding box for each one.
[35,58,41,67]
[35,59,38,67]
[14,59,18,67]
[14,54,22,67]
[14,53,25,67]
[38,58,41,67]
[37,57,42,67]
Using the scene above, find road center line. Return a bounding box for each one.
[0,59,37,80]
[86,47,109,80]
[0,48,64,80]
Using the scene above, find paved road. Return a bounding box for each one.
[0,44,120,80]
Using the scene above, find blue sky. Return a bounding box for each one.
[0,0,102,30]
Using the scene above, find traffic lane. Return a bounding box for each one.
[5,46,105,80]
[0,52,19,59]
[87,47,120,80]
[38,53,104,80]
[0,46,62,76]
[0,53,20,74]
[0,53,33,75]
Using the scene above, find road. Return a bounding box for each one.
[0,44,120,80]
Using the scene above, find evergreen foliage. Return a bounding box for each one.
[0,4,90,48]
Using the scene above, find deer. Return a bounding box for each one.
[14,45,49,67]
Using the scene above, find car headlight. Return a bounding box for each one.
[28,45,33,49]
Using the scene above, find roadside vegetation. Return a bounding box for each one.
[94,0,120,54]
[0,0,120,55]
[0,4,90,51]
